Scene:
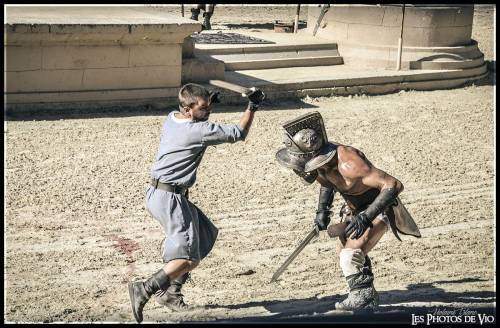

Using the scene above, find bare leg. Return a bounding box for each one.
[162,258,200,280]
[342,218,388,253]
[335,218,388,311]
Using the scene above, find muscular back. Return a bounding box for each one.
[316,145,403,196]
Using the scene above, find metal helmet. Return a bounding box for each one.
[275,111,338,173]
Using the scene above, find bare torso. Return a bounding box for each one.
[316,145,403,211]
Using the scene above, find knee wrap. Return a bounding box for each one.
[339,248,366,277]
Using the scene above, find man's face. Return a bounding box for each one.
[189,97,212,121]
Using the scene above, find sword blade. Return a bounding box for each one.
[270,226,319,283]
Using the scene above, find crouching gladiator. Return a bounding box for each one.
[275,112,421,311]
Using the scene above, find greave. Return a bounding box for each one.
[336,255,378,311]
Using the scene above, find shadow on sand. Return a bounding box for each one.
[5,98,318,122]
[199,277,495,323]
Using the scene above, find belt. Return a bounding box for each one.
[151,179,188,196]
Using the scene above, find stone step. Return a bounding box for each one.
[194,42,339,55]
[224,55,344,71]
[195,43,343,71]
[410,55,485,70]
[204,48,341,62]
[206,63,489,104]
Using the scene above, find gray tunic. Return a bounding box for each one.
[145,111,246,262]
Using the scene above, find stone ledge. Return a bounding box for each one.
[5,6,201,46]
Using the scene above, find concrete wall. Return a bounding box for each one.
[307,5,481,70]
[5,6,201,111]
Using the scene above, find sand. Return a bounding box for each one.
[4,5,495,323]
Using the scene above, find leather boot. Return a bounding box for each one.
[190,8,200,21]
[335,256,378,311]
[128,269,170,323]
[202,12,212,30]
[155,272,194,311]
[363,255,379,304]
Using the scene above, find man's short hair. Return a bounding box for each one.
[178,83,210,109]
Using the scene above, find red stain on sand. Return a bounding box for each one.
[111,235,139,257]
[109,235,140,283]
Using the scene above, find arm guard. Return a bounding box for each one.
[317,185,335,212]
[314,186,336,230]
[363,187,399,221]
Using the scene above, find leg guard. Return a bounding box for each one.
[336,249,378,311]
[128,269,171,323]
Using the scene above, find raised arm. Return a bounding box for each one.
[200,88,265,146]
[238,88,265,133]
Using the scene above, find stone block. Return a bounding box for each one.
[330,5,385,25]
[182,57,225,84]
[404,7,456,28]
[49,24,129,34]
[347,24,400,46]
[453,6,474,26]
[129,44,181,67]
[6,87,179,104]
[82,66,181,89]
[6,69,84,92]
[325,21,348,41]
[432,26,472,46]
[4,23,50,33]
[403,26,472,47]
[182,36,194,58]
[5,46,42,71]
[382,6,403,27]
[120,31,186,45]
[42,45,129,69]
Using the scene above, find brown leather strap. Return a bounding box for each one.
[151,179,188,196]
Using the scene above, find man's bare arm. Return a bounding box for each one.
[338,145,404,193]
[362,167,404,194]
[239,108,255,133]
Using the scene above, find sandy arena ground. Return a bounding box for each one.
[4,5,496,323]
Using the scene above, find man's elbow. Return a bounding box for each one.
[237,127,248,141]
[384,178,403,195]
[394,179,404,195]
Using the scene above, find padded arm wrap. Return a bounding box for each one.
[317,186,336,212]
[363,187,398,221]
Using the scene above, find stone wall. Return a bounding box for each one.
[307,5,482,70]
[5,6,201,112]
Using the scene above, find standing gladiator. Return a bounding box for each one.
[128,83,265,323]
[275,112,421,311]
